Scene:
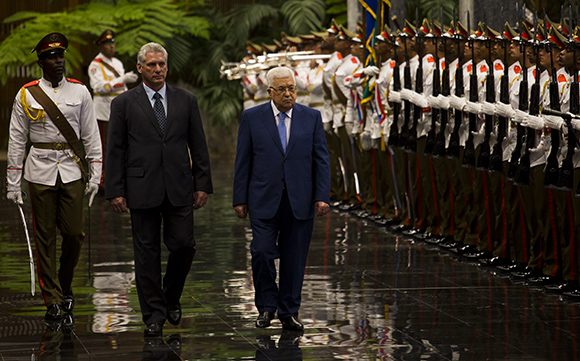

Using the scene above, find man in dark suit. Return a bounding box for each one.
[105,42,212,337]
[233,66,330,331]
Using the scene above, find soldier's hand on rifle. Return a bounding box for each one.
[400,89,413,101]
[513,109,528,124]
[522,114,544,130]
[362,66,380,76]
[436,94,450,109]
[122,71,139,84]
[449,95,467,111]
[7,190,23,205]
[481,101,495,115]
[464,101,482,115]
[542,115,564,130]
[410,92,429,108]
[495,102,515,118]
[427,95,440,109]
[388,91,402,103]
[85,182,99,207]
[571,119,580,131]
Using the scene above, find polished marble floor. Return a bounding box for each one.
[0,160,579,360]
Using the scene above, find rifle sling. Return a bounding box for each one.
[27,85,89,182]
[99,60,121,78]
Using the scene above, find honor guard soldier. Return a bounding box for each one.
[88,30,137,187]
[6,33,102,323]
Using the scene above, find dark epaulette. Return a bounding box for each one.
[66,78,84,85]
[23,80,40,88]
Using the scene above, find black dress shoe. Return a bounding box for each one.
[255,311,275,328]
[563,288,580,300]
[62,295,74,314]
[167,304,182,325]
[144,321,164,338]
[44,304,63,322]
[279,315,304,331]
[545,281,578,293]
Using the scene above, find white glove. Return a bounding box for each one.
[522,114,544,130]
[410,92,429,108]
[345,122,354,135]
[436,94,450,109]
[513,109,528,124]
[449,95,467,111]
[464,101,482,114]
[362,66,380,76]
[7,190,23,205]
[122,71,139,84]
[427,95,440,109]
[571,118,580,131]
[542,115,564,130]
[495,102,516,118]
[388,91,402,103]
[85,182,99,207]
[400,89,413,101]
[480,101,496,115]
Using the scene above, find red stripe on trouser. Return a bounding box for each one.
[428,158,440,230]
[518,189,528,262]
[566,192,576,280]
[371,150,377,214]
[482,173,492,252]
[547,189,559,277]
[500,177,508,258]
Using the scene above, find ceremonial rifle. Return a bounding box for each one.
[434,28,451,156]
[508,20,529,179]
[407,12,424,152]
[426,24,441,155]
[490,27,510,172]
[449,19,465,158]
[462,15,478,167]
[477,26,495,169]
[515,17,540,185]
[544,33,562,186]
[389,27,402,147]
[561,10,578,190]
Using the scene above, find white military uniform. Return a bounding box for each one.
[88,53,128,121]
[7,77,102,191]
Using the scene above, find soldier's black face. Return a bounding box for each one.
[100,42,116,58]
[38,53,65,82]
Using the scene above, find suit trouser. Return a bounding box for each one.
[29,177,84,306]
[130,199,195,324]
[250,190,314,318]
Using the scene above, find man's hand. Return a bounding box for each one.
[7,190,23,205]
[315,201,330,217]
[193,191,208,209]
[110,196,128,213]
[234,204,248,218]
[85,182,99,207]
[122,71,139,84]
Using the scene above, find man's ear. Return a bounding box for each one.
[136,63,142,74]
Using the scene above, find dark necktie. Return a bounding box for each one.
[278,112,287,152]
[153,92,166,135]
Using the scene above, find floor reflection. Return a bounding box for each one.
[0,160,578,360]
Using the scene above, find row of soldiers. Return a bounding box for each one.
[235,17,580,300]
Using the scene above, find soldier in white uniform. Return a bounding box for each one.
[6,33,102,323]
[88,30,137,186]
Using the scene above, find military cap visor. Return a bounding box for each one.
[33,32,68,56]
[96,30,115,45]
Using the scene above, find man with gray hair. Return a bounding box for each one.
[105,42,213,338]
[233,66,330,331]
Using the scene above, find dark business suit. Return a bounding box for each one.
[105,83,212,324]
[233,102,330,318]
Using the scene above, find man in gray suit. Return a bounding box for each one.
[105,42,212,337]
